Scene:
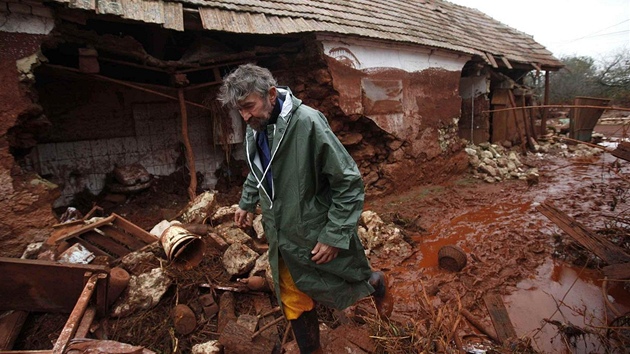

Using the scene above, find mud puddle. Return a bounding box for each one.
[369,149,629,353]
[506,259,630,353]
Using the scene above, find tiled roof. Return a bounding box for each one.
[52,0,563,69]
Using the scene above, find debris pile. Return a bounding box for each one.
[9,190,411,353]
[466,138,605,183]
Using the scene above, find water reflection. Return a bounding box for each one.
[506,259,630,353]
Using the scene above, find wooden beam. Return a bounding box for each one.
[484,293,517,344]
[485,53,498,68]
[537,202,630,265]
[500,56,513,69]
[43,64,210,111]
[178,88,197,201]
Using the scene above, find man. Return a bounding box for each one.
[217,64,392,354]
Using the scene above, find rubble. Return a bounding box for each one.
[358,210,413,258]
[222,243,259,277]
[466,138,604,183]
[111,267,173,318]
[180,191,218,223]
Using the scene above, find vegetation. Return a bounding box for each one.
[546,49,630,105]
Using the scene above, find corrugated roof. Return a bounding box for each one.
[51,0,563,69]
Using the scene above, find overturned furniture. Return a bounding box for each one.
[0,257,109,353]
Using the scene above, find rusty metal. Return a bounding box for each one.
[0,258,108,314]
[0,258,109,353]
[51,273,100,353]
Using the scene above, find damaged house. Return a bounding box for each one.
[0,0,564,257]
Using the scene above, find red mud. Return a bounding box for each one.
[365,147,630,353]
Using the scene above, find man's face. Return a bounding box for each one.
[237,88,276,132]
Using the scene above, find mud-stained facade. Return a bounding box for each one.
[0,4,58,257]
[0,0,562,257]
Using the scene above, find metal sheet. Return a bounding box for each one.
[0,257,108,313]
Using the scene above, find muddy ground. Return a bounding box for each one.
[12,121,630,353]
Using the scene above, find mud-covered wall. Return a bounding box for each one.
[270,37,469,196]
[0,30,58,257]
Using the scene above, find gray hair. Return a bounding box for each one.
[217,63,277,108]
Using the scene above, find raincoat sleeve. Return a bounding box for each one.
[314,113,365,250]
[238,171,260,213]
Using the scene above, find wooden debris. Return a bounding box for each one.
[483,293,517,344]
[460,309,499,343]
[0,310,28,350]
[537,201,630,265]
[602,263,630,280]
[611,141,630,162]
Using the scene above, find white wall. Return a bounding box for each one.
[459,75,489,99]
[319,35,469,72]
[30,103,226,207]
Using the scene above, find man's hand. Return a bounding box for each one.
[234,208,253,228]
[311,242,339,265]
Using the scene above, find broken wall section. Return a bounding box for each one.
[0,1,59,257]
[317,37,470,195]
[26,70,226,208]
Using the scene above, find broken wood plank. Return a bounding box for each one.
[47,215,116,245]
[483,293,517,344]
[0,310,28,350]
[611,141,630,162]
[537,202,630,265]
[74,307,96,338]
[460,308,499,343]
[99,224,147,250]
[602,263,630,280]
[52,273,102,354]
[81,231,133,258]
[111,214,159,244]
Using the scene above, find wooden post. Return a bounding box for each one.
[542,70,550,135]
[507,91,528,154]
[178,88,197,201]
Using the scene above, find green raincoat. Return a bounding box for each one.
[238,88,375,310]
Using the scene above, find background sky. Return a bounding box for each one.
[448,0,630,61]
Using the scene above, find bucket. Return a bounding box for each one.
[160,225,206,270]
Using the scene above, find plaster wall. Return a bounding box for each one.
[0,28,57,257]
[318,37,470,194]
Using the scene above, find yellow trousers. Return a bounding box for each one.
[278,258,315,320]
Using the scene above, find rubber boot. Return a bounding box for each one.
[369,271,394,318]
[290,309,322,354]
